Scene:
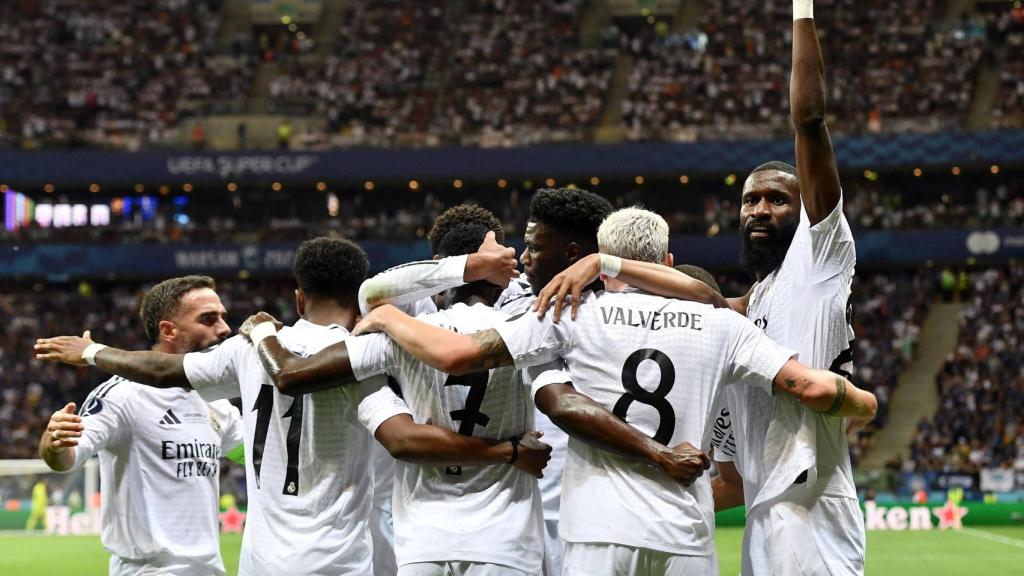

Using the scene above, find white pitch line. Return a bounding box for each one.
[961,528,1024,550]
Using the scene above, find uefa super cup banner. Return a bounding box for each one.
[2,130,1024,184]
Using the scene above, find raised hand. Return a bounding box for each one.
[45,403,83,451]
[533,253,601,322]
[656,441,711,487]
[466,230,518,288]
[239,312,283,342]
[512,430,552,479]
[35,330,94,366]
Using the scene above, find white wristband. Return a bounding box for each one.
[82,343,108,366]
[249,322,278,348]
[794,0,813,20]
[599,254,622,278]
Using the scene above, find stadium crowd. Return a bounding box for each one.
[906,263,1024,480]
[0,0,253,151]
[2,0,1020,149]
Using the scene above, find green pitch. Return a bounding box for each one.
[1,527,1023,574]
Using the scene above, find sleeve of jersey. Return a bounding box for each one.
[710,406,736,463]
[723,310,797,393]
[345,333,397,381]
[803,193,856,279]
[182,335,245,402]
[70,385,131,471]
[354,379,414,435]
[358,255,468,316]
[210,399,245,451]
[492,311,570,370]
[524,360,572,401]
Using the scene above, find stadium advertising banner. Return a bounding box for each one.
[5,229,1024,278]
[2,130,1024,184]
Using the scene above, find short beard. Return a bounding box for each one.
[741,221,798,279]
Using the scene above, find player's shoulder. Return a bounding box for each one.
[79,376,135,416]
[496,274,534,312]
[431,302,510,332]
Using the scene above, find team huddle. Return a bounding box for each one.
[34,4,879,576]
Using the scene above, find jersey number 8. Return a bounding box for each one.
[612,349,676,445]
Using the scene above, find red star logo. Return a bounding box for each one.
[932,499,968,530]
[219,506,246,533]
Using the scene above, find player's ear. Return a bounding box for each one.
[564,241,582,264]
[157,319,177,344]
[665,252,674,267]
[295,289,305,317]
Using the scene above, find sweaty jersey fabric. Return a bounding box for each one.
[712,199,858,510]
[346,302,545,573]
[182,322,410,576]
[494,290,794,556]
[73,378,243,575]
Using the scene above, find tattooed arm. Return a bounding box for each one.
[35,334,189,388]
[772,359,876,418]
[354,305,513,376]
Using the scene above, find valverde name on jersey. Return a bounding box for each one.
[600,306,705,332]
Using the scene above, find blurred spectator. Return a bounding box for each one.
[907,264,1024,482]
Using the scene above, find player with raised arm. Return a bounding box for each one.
[710,2,867,573]
[38,276,244,576]
[36,238,549,576]
[333,208,875,575]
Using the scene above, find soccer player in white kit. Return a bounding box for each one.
[350,208,877,576]
[38,276,244,576]
[36,238,546,576]
[706,2,870,574]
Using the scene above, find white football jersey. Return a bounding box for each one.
[72,378,244,575]
[494,290,795,555]
[182,322,411,576]
[346,302,545,573]
[494,274,570,524]
[713,199,858,511]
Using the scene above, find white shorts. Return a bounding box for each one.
[542,517,563,576]
[744,496,865,576]
[371,504,398,576]
[109,555,220,576]
[563,542,718,576]
[398,562,529,576]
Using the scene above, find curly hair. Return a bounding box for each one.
[427,204,504,255]
[294,236,369,299]
[437,223,492,258]
[140,275,216,343]
[528,187,613,243]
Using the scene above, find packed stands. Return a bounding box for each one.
[3,0,1018,149]
[907,264,1024,480]
[0,0,253,150]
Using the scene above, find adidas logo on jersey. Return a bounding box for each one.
[158,409,183,426]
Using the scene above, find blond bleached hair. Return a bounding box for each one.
[597,207,669,264]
